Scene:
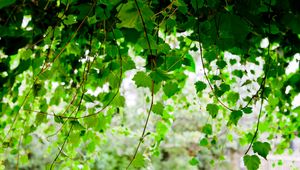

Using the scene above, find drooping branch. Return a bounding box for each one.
[126,0,155,169]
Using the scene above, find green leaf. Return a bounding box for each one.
[227,91,239,104]
[243,155,261,170]
[156,121,168,140]
[183,54,196,72]
[132,153,145,168]
[152,102,164,115]
[216,60,227,69]
[117,1,154,31]
[243,107,253,114]
[54,116,64,124]
[195,81,207,93]
[242,80,252,86]
[232,70,244,78]
[150,69,171,83]
[70,120,85,130]
[220,83,230,92]
[227,110,243,126]
[206,104,219,118]
[191,0,204,10]
[111,94,125,107]
[0,0,16,9]
[189,157,199,166]
[117,1,140,30]
[253,141,271,159]
[133,71,152,89]
[64,15,77,25]
[292,106,300,113]
[199,138,209,146]
[202,124,212,135]
[204,50,217,63]
[163,82,179,98]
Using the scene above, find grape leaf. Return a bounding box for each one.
[189,157,199,166]
[195,81,207,93]
[202,124,212,135]
[227,91,239,104]
[227,110,243,126]
[133,71,152,89]
[132,153,145,168]
[253,141,271,159]
[243,107,253,114]
[163,82,179,98]
[206,104,219,118]
[243,155,260,170]
[152,102,164,115]
[199,138,209,146]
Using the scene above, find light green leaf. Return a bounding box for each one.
[111,94,125,107]
[64,15,77,25]
[189,157,199,166]
[132,153,145,168]
[206,104,219,118]
[133,71,152,89]
[253,141,271,159]
[199,138,209,146]
[243,155,261,170]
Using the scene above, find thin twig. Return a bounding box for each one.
[126,1,155,169]
[126,81,154,170]
[244,0,272,155]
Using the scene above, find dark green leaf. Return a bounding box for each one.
[227,110,243,126]
[0,0,16,9]
[232,70,244,78]
[243,107,253,114]
[195,81,207,93]
[191,0,204,10]
[70,120,85,130]
[216,60,227,69]
[253,141,271,159]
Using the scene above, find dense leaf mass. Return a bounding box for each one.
[0,0,300,169]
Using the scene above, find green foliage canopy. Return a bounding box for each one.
[0,0,300,169]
